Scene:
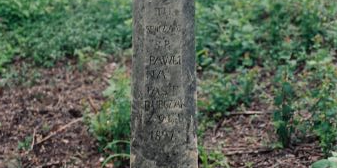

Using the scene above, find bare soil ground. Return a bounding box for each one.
[0,60,323,168]
[0,60,115,167]
[203,114,323,168]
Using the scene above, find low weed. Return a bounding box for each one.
[273,48,337,154]
[88,67,130,167]
[198,68,257,120]
[18,136,32,151]
[198,145,230,168]
[273,66,296,147]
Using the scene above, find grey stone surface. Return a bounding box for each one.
[131,0,197,167]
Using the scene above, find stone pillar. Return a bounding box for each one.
[131,0,197,167]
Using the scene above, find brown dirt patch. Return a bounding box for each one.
[0,60,117,167]
[203,114,323,168]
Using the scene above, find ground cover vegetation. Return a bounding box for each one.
[1,0,337,167]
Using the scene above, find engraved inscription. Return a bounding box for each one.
[156,113,186,124]
[149,55,181,65]
[146,69,167,79]
[155,39,171,49]
[155,7,175,16]
[150,129,175,141]
[146,25,181,34]
[146,84,179,97]
[144,99,186,111]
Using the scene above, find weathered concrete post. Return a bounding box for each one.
[131,0,197,167]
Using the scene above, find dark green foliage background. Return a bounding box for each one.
[0,0,131,69]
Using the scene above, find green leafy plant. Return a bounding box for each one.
[75,47,108,72]
[88,67,130,167]
[0,0,132,69]
[198,145,230,168]
[273,66,296,147]
[311,76,337,156]
[311,152,337,168]
[271,47,337,155]
[101,140,130,167]
[198,68,257,120]
[305,50,337,155]
[196,0,337,72]
[18,136,32,151]
[0,38,17,74]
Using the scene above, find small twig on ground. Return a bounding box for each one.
[35,118,82,146]
[223,147,273,156]
[66,72,70,83]
[30,128,36,151]
[213,117,225,136]
[87,96,98,114]
[103,78,110,85]
[213,111,272,135]
[36,161,62,168]
[55,94,63,109]
[229,111,273,116]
